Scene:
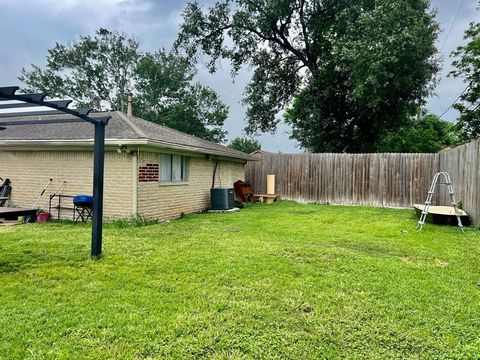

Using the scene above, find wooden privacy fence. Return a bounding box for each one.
[439,139,480,228]
[246,140,480,227]
[246,153,439,208]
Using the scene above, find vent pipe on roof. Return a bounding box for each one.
[127,92,133,117]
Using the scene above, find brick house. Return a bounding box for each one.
[0,111,252,220]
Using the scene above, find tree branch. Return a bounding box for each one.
[191,4,315,74]
[270,24,313,71]
[298,0,316,69]
[203,25,233,40]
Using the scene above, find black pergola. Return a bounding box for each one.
[0,86,110,257]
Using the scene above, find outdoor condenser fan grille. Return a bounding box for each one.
[210,188,235,210]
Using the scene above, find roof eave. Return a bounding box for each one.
[143,139,257,161]
[0,138,258,161]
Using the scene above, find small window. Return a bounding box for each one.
[160,154,188,182]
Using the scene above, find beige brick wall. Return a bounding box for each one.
[137,151,245,220]
[0,148,245,222]
[0,150,134,220]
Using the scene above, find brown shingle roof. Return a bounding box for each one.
[0,111,254,160]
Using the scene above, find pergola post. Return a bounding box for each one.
[91,120,106,257]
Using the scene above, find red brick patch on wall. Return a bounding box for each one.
[139,163,159,182]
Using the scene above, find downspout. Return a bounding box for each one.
[211,159,219,189]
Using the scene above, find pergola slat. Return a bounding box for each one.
[0,110,63,118]
[0,100,72,110]
[19,93,47,102]
[0,116,109,126]
[0,86,19,97]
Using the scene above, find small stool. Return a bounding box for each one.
[73,195,94,223]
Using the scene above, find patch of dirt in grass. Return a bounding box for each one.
[434,258,449,267]
[300,305,315,314]
[400,256,449,267]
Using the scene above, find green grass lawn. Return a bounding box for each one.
[1,202,479,359]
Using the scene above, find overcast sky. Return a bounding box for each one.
[0,0,478,152]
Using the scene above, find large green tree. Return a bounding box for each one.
[134,51,228,142]
[176,0,439,152]
[450,19,480,140]
[228,137,261,153]
[20,28,140,112]
[20,29,228,143]
[375,114,460,153]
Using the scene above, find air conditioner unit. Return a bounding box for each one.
[210,187,235,210]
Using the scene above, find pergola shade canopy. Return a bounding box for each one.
[0,86,108,125]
